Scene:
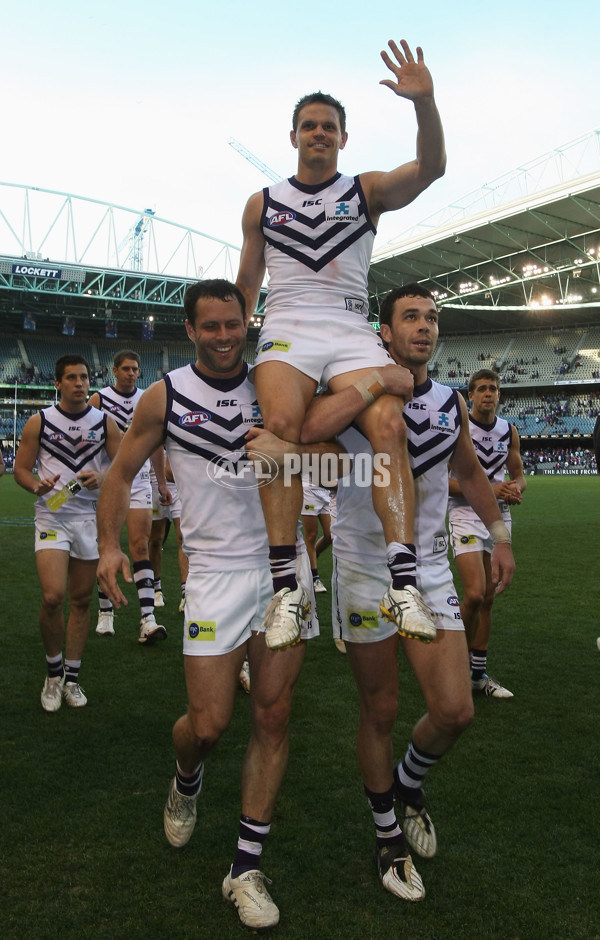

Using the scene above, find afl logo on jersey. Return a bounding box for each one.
[49,433,64,442]
[179,411,211,427]
[269,211,295,226]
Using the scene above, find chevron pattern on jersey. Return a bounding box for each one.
[469,416,511,479]
[40,408,108,475]
[405,383,462,479]
[262,174,375,273]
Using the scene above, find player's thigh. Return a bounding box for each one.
[35,549,70,604]
[346,633,400,715]
[254,361,317,436]
[184,646,247,733]
[454,550,487,597]
[301,513,318,542]
[248,633,306,712]
[67,557,100,606]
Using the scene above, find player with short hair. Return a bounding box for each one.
[289,284,515,901]
[14,354,121,711]
[236,39,446,652]
[96,278,320,931]
[448,369,526,698]
[89,349,169,643]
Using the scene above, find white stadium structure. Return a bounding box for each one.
[1,127,599,466]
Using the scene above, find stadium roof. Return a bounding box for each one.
[369,129,600,334]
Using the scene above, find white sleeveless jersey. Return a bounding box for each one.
[448,414,512,512]
[333,379,462,568]
[262,173,376,317]
[96,384,150,482]
[163,363,269,573]
[36,404,110,518]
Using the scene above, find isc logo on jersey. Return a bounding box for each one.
[269,211,295,226]
[179,411,211,427]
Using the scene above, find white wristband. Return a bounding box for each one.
[488,520,511,544]
[354,371,385,406]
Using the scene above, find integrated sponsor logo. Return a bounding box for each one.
[187,621,216,641]
[240,403,263,426]
[431,411,455,433]
[348,610,379,629]
[325,200,359,223]
[179,411,211,427]
[269,211,295,226]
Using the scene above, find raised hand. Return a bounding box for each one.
[380,39,434,101]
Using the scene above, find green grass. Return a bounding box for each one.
[1,474,599,939]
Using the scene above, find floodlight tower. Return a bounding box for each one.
[117,208,156,270]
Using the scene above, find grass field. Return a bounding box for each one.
[0,474,598,940]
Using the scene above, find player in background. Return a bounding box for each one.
[300,473,332,594]
[89,349,170,644]
[448,369,526,698]
[14,354,121,711]
[236,38,446,652]
[149,451,188,613]
[96,279,321,931]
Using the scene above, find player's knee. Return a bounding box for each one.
[254,698,292,745]
[41,590,66,611]
[367,396,407,450]
[266,414,301,443]
[433,698,474,738]
[462,585,485,609]
[363,690,398,734]
[129,537,150,559]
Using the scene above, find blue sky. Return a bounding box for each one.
[2,0,600,252]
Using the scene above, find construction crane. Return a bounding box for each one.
[116,208,156,271]
[228,138,283,183]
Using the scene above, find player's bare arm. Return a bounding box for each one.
[300,364,414,444]
[97,381,167,607]
[506,425,527,495]
[14,414,60,496]
[362,40,446,222]
[236,192,266,316]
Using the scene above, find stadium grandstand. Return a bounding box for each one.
[1,128,599,472]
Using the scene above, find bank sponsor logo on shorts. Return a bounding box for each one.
[206,448,279,490]
[430,411,455,433]
[39,530,57,541]
[303,502,315,512]
[187,620,216,641]
[325,200,359,223]
[446,595,460,607]
[348,610,379,629]
[460,534,477,545]
[257,340,291,355]
[344,297,365,314]
[433,535,447,553]
[269,211,295,226]
[179,410,211,427]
